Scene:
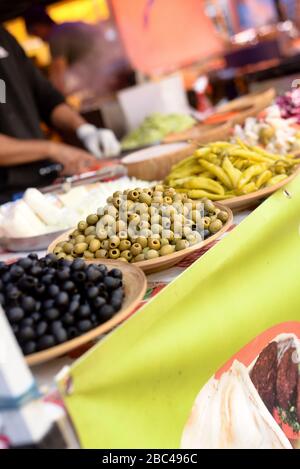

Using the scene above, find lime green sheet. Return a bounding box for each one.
[59,177,300,448]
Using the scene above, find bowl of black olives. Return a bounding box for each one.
[0,254,147,365]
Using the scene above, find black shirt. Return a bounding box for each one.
[0,26,64,139]
[0,27,65,201]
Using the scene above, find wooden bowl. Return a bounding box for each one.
[220,167,300,211]
[47,204,233,275]
[26,260,147,366]
[163,121,232,145]
[121,142,197,181]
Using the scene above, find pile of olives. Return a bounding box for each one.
[0,254,124,355]
[53,185,229,263]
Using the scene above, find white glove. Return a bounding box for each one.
[76,124,121,159]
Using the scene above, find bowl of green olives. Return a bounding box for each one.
[48,186,233,274]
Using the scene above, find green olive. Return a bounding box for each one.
[113,190,122,198]
[154,184,164,192]
[101,239,110,250]
[204,199,215,213]
[191,210,201,223]
[120,250,132,261]
[143,247,150,254]
[56,241,66,248]
[139,228,152,238]
[151,214,161,225]
[62,242,73,254]
[109,248,120,259]
[107,196,114,204]
[95,249,108,259]
[139,193,152,206]
[119,239,131,251]
[129,213,140,224]
[85,234,96,244]
[109,236,120,248]
[161,217,171,230]
[145,249,159,260]
[65,255,75,261]
[78,220,88,232]
[151,223,162,235]
[217,211,228,223]
[53,246,63,255]
[116,220,127,232]
[83,250,94,259]
[84,226,96,236]
[140,213,150,222]
[162,229,174,241]
[56,252,67,260]
[159,244,175,256]
[133,253,145,262]
[119,230,128,240]
[117,257,128,263]
[139,220,150,230]
[175,239,189,251]
[203,217,211,229]
[131,243,142,256]
[128,189,139,201]
[148,238,161,250]
[134,203,148,215]
[96,228,108,241]
[186,232,202,245]
[209,219,223,234]
[143,188,153,196]
[99,214,115,226]
[112,196,123,209]
[152,196,164,205]
[75,235,86,244]
[86,214,99,226]
[74,242,88,254]
[160,238,169,247]
[89,239,101,253]
[71,229,80,238]
[136,236,147,248]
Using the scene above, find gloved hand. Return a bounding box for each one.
[76,124,121,159]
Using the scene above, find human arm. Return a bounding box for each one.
[49,56,68,94]
[0,134,96,175]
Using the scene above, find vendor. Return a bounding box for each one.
[24,6,131,100]
[0,26,120,203]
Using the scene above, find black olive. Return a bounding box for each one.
[12,324,19,334]
[72,271,86,283]
[43,267,56,276]
[36,321,48,337]
[7,307,24,323]
[78,320,92,332]
[22,341,36,355]
[67,326,78,339]
[0,261,7,273]
[50,321,63,333]
[31,312,42,322]
[43,298,55,310]
[18,326,36,342]
[6,287,21,300]
[99,304,115,321]
[45,308,60,321]
[104,276,121,290]
[17,257,33,270]
[21,296,36,313]
[90,314,97,323]
[41,274,53,285]
[53,328,67,344]
[31,265,43,276]
[34,283,46,296]
[69,300,79,314]
[45,253,58,264]
[111,287,124,300]
[55,292,69,307]
[72,293,81,302]
[86,267,102,282]
[37,335,55,351]
[9,265,24,279]
[0,293,4,305]
[110,298,122,311]
[204,229,210,239]
[48,284,60,298]
[20,317,34,327]
[109,268,122,279]
[78,304,91,318]
[62,280,75,292]
[87,286,99,299]
[28,253,38,261]
[97,264,108,275]
[62,313,75,326]
[2,271,11,283]
[93,296,106,309]
[18,275,37,290]
[57,268,70,281]
[71,259,85,271]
